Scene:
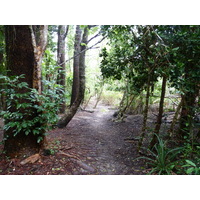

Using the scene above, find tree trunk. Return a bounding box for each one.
[79,26,89,102]
[149,75,167,149]
[179,65,199,138]
[83,95,92,109]
[57,26,89,128]
[179,92,197,138]
[167,99,182,138]
[138,71,151,151]
[93,84,103,109]
[57,25,69,113]
[4,25,47,157]
[31,25,48,94]
[70,25,82,106]
[116,79,136,120]
[0,52,3,64]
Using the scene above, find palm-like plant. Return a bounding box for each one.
[138,134,182,175]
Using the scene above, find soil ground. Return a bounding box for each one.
[0,99,164,175]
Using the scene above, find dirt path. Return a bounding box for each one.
[0,99,147,175]
[48,99,147,175]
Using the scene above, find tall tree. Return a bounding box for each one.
[4,25,48,157]
[70,25,82,106]
[57,26,89,128]
[100,25,173,149]
[137,67,151,151]
[79,26,90,103]
[164,26,200,138]
[57,25,69,113]
[149,74,167,148]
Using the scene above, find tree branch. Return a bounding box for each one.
[58,35,107,67]
[87,32,100,44]
[64,25,69,39]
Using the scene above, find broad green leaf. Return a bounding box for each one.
[186,167,194,174]
[186,160,196,167]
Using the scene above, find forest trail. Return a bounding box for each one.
[0,98,147,175]
[46,98,147,175]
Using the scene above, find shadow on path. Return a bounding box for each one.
[0,98,147,175]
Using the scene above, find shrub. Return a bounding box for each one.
[101,90,122,106]
[0,74,63,143]
[182,160,200,175]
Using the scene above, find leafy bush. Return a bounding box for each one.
[0,74,64,143]
[101,90,122,106]
[182,160,200,175]
[176,142,200,175]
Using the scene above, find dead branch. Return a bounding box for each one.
[20,153,41,165]
[58,150,80,160]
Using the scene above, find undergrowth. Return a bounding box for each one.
[137,134,200,175]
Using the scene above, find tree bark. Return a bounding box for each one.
[4,25,47,157]
[57,25,69,113]
[138,72,151,151]
[31,25,48,94]
[179,65,199,138]
[70,25,82,106]
[149,75,167,149]
[79,26,89,103]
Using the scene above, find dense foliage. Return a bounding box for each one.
[0,25,199,174]
[0,74,63,143]
[100,25,200,174]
